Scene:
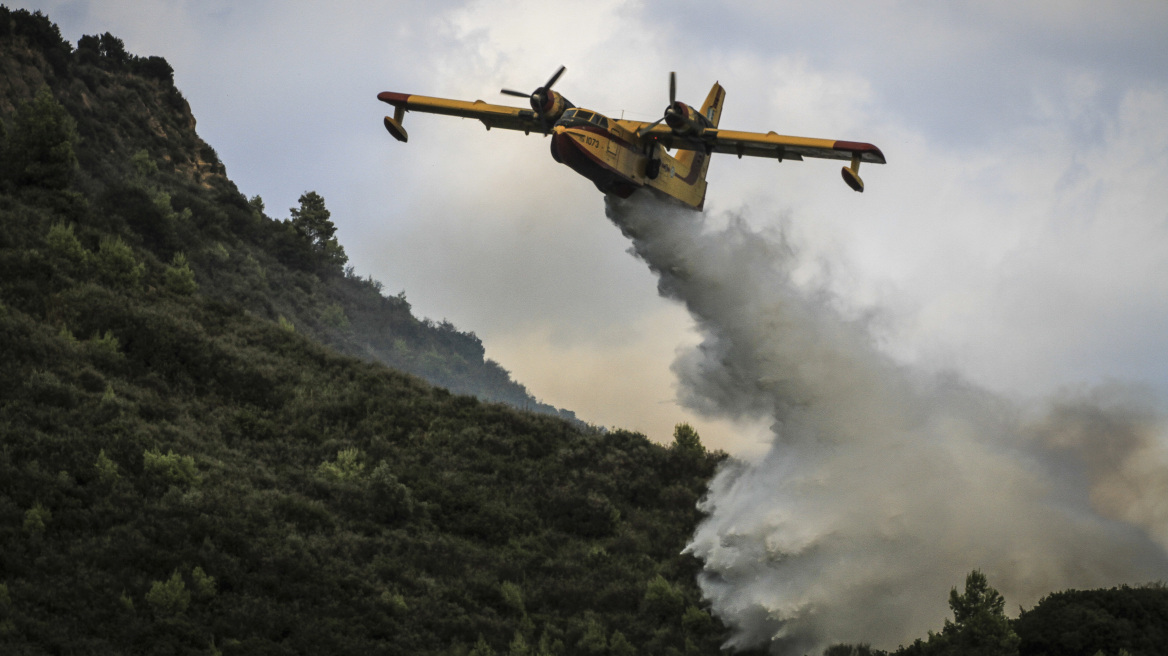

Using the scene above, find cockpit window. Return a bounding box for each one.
[556,108,609,130]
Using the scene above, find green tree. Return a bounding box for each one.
[248,194,266,216]
[76,33,101,65]
[508,631,531,656]
[1014,584,1168,656]
[643,574,685,621]
[95,449,119,484]
[576,616,607,655]
[95,236,145,288]
[190,566,216,600]
[500,581,525,615]
[146,571,190,616]
[469,635,497,656]
[5,87,78,188]
[321,303,349,329]
[672,422,706,456]
[143,448,201,487]
[23,502,51,535]
[926,570,1020,656]
[130,148,159,179]
[45,223,87,264]
[290,191,348,274]
[609,630,636,656]
[98,32,128,65]
[163,252,198,295]
[369,461,415,520]
[318,448,365,482]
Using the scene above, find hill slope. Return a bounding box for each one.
[0,8,730,655]
[0,5,577,423]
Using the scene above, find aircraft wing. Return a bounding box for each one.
[630,122,886,165]
[377,92,551,138]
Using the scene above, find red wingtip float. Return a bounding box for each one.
[378,68,885,209]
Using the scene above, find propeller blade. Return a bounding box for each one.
[669,71,676,105]
[636,116,665,138]
[500,89,530,98]
[544,65,566,91]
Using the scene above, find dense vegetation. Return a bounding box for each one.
[826,573,1168,656]
[0,7,728,655]
[0,5,576,422]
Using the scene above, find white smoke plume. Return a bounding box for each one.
[604,193,1168,655]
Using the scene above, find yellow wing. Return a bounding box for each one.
[628,122,887,165]
[377,92,550,141]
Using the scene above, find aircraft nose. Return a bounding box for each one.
[550,129,572,163]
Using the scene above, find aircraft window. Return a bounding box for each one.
[555,108,608,129]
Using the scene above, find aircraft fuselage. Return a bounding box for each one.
[549,108,709,208]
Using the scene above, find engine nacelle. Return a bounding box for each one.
[533,89,574,125]
[664,101,697,135]
[664,101,713,137]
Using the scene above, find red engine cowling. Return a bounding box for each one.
[533,89,574,125]
[664,101,712,137]
[664,102,695,134]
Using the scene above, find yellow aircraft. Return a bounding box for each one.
[378,67,885,209]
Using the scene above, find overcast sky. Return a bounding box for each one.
[16,0,1168,453]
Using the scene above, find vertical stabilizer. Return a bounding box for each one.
[700,82,725,128]
[667,82,725,208]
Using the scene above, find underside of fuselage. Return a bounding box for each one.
[550,128,640,198]
[549,117,707,209]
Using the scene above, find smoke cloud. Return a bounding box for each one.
[605,193,1168,655]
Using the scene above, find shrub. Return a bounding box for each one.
[318,448,364,482]
[163,252,198,295]
[95,236,144,288]
[45,222,87,264]
[88,329,120,355]
[143,448,201,487]
[95,449,119,483]
[145,571,189,616]
[369,461,415,521]
[642,575,685,621]
[321,303,349,329]
[23,502,51,535]
[190,566,216,600]
[5,87,78,189]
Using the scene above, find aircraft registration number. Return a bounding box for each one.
[575,134,601,148]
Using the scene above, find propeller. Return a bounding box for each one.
[636,71,678,138]
[501,65,566,116]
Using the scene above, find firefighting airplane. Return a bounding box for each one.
[377,67,885,209]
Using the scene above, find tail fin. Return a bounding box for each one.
[700,81,726,128]
[669,82,724,208]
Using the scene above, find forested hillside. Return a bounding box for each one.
[0,5,576,422]
[824,573,1168,656]
[0,7,731,655]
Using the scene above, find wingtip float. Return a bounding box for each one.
[378,67,885,209]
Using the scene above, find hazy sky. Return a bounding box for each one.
[16,0,1168,452]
